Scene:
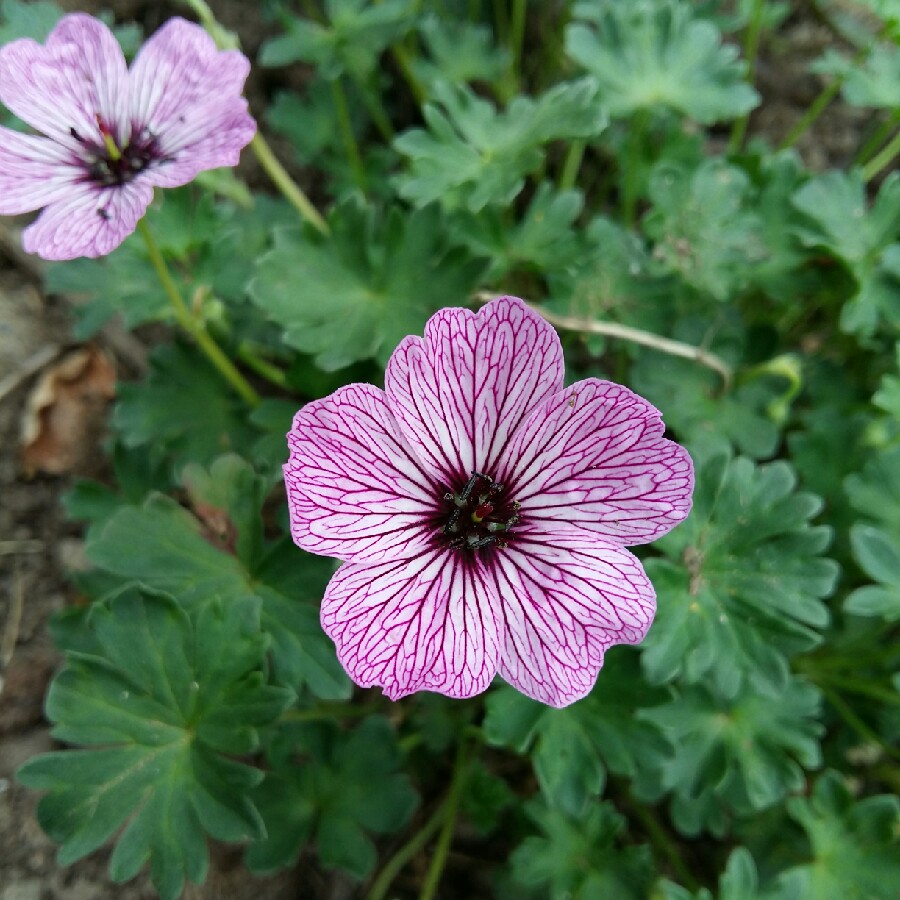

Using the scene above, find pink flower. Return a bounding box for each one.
[0,14,255,260]
[284,297,694,708]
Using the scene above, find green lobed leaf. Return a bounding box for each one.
[17,587,292,900]
[509,798,654,900]
[792,171,900,336]
[86,492,349,699]
[112,343,262,475]
[450,183,584,281]
[248,200,487,370]
[813,44,900,109]
[643,158,767,301]
[846,524,900,621]
[641,452,838,696]
[247,718,417,878]
[259,0,414,80]
[640,676,823,836]
[782,771,900,899]
[656,846,804,900]
[565,0,759,123]
[394,78,607,211]
[484,650,672,813]
[845,445,900,532]
[412,14,510,91]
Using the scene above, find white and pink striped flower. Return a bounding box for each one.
[0,14,255,260]
[284,297,694,708]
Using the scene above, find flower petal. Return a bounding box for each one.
[321,551,501,700]
[0,14,128,147]
[503,378,694,545]
[492,529,656,707]
[285,383,440,564]
[22,181,152,260]
[384,296,564,485]
[129,18,255,184]
[0,128,78,215]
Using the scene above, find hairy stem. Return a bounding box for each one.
[366,801,448,900]
[474,293,733,388]
[332,77,368,193]
[862,128,900,182]
[236,342,290,390]
[559,139,586,192]
[728,0,766,153]
[250,134,330,235]
[419,740,469,900]
[137,219,259,405]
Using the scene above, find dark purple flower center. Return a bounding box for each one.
[70,116,167,190]
[438,472,520,553]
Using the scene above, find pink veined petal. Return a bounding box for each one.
[502,378,694,545]
[22,180,153,260]
[0,14,128,147]
[284,383,440,565]
[128,18,254,179]
[384,296,564,485]
[491,528,656,707]
[320,551,502,700]
[0,128,79,215]
[144,102,256,188]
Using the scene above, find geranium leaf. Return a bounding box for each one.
[782,771,900,899]
[412,14,510,91]
[248,200,487,369]
[393,78,607,211]
[450,183,584,280]
[259,0,414,80]
[643,158,766,300]
[17,587,292,900]
[658,847,805,900]
[509,798,654,899]
[641,452,838,695]
[846,524,900,621]
[565,0,759,123]
[792,171,900,336]
[86,494,349,699]
[640,676,823,836]
[247,718,417,878]
[845,445,900,532]
[112,343,261,474]
[484,651,672,813]
[814,44,900,109]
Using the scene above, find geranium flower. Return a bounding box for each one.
[284,296,694,707]
[0,14,255,260]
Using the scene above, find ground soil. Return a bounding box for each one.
[0,1,890,899]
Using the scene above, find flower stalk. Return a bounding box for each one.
[137,219,260,406]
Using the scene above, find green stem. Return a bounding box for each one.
[332,77,368,193]
[419,740,469,900]
[392,41,427,106]
[559,139,586,192]
[137,219,259,406]
[621,793,700,892]
[855,109,900,166]
[236,342,290,390]
[814,672,900,706]
[354,76,396,143]
[622,110,647,227]
[250,134,329,235]
[367,802,448,900]
[728,0,766,153]
[821,686,900,762]
[510,0,527,78]
[779,77,843,150]
[862,129,900,182]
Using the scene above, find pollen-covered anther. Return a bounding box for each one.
[440,471,520,552]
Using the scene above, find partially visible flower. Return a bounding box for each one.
[0,14,255,260]
[284,296,694,708]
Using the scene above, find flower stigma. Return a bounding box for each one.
[441,471,521,552]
